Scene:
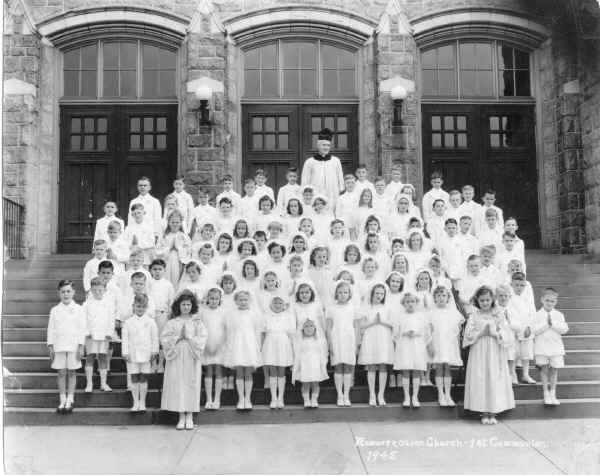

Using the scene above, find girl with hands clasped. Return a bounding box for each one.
[155,210,191,286]
[429,286,464,406]
[462,286,515,424]
[393,293,433,408]
[358,283,394,407]
[200,288,227,410]
[292,319,329,408]
[326,281,361,407]
[261,296,296,409]
[160,290,208,430]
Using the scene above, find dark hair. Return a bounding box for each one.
[252,230,267,241]
[359,188,373,207]
[221,174,233,183]
[137,176,151,184]
[511,271,527,282]
[484,189,496,196]
[217,233,234,252]
[408,217,422,226]
[185,261,202,273]
[309,246,329,266]
[219,274,237,291]
[344,244,361,263]
[290,234,307,252]
[369,283,387,305]
[295,283,315,303]
[471,286,496,309]
[237,239,257,255]
[58,279,74,290]
[287,167,298,174]
[131,271,147,281]
[242,259,259,278]
[444,218,458,226]
[133,293,149,308]
[391,238,404,248]
[171,290,199,317]
[98,260,114,272]
[268,241,286,257]
[218,197,232,206]
[542,287,559,297]
[415,270,433,290]
[233,219,250,239]
[286,198,303,216]
[150,259,166,270]
[430,171,443,180]
[244,177,256,186]
[363,215,381,233]
[258,195,274,209]
[255,168,266,177]
[385,273,405,292]
[130,203,144,212]
[90,276,105,288]
[364,232,380,252]
[174,174,185,181]
[433,198,445,208]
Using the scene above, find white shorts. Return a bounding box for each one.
[127,361,151,374]
[535,355,564,368]
[85,338,109,355]
[52,351,82,370]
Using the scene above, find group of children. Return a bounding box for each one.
[47,166,569,427]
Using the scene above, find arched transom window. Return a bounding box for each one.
[421,40,531,99]
[243,40,357,99]
[63,40,177,99]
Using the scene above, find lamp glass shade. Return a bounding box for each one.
[195,84,212,101]
[391,84,408,101]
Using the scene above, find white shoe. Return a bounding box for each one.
[411,395,420,408]
[438,395,446,406]
[369,396,376,407]
[481,416,490,425]
[270,400,277,409]
[176,419,185,430]
[377,395,386,406]
[85,383,93,393]
[130,401,139,412]
[205,401,213,410]
[101,383,112,392]
[213,400,221,410]
[245,400,253,410]
[236,400,244,410]
[337,397,344,407]
[389,376,396,388]
[543,392,551,405]
[402,398,410,408]
[550,391,560,405]
[303,399,311,408]
[445,394,456,407]
[185,416,194,430]
[311,399,319,408]
[344,395,351,407]
[277,398,284,409]
[489,416,498,425]
[138,401,146,412]
[522,375,536,384]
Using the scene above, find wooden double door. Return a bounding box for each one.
[422,104,539,247]
[58,104,177,253]
[242,104,359,193]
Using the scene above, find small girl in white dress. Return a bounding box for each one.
[224,290,264,410]
[326,281,360,407]
[429,286,464,406]
[200,288,227,410]
[385,271,405,388]
[218,273,237,389]
[155,210,191,286]
[393,292,433,408]
[262,296,296,409]
[358,283,394,407]
[292,319,328,408]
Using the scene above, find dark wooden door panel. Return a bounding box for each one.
[422,103,539,247]
[59,104,177,253]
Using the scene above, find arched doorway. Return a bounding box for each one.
[420,39,539,247]
[58,39,178,252]
[241,39,360,193]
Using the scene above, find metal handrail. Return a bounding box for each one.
[3,197,24,259]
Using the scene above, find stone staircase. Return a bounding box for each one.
[3,251,600,425]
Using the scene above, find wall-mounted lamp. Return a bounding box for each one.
[195,84,212,126]
[391,84,408,127]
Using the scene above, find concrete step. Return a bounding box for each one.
[2,315,49,328]
[5,382,600,408]
[2,328,47,341]
[6,365,599,391]
[3,335,597,358]
[5,398,600,426]
[569,322,600,335]
[4,279,84,291]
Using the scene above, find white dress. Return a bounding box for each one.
[200,306,227,366]
[430,306,464,366]
[463,309,515,413]
[358,304,394,365]
[393,310,431,371]
[261,310,296,367]
[224,308,263,368]
[326,302,360,366]
[292,336,329,383]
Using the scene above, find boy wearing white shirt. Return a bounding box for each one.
[509,272,537,384]
[83,240,109,293]
[47,280,86,413]
[437,218,463,283]
[123,204,156,266]
[458,185,482,234]
[384,165,404,201]
[372,176,392,221]
[215,175,242,214]
[128,177,162,239]
[122,293,159,411]
[105,221,130,274]
[422,171,449,223]
[425,199,447,249]
[354,164,375,197]
[478,208,504,251]
[504,217,525,254]
[118,251,151,296]
[172,176,195,230]
[277,167,302,216]
[456,216,480,264]
[240,178,260,229]
[496,232,526,275]
[479,189,504,231]
[335,175,358,227]
[445,190,463,223]
[479,245,503,288]
[147,259,175,372]
[83,277,116,393]
[254,168,275,202]
[533,288,569,405]
[192,189,217,235]
[93,201,125,245]
[214,197,237,235]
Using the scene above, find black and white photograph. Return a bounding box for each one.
[2,0,600,473]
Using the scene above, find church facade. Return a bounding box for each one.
[3,0,600,256]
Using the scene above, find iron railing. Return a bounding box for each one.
[3,197,24,259]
